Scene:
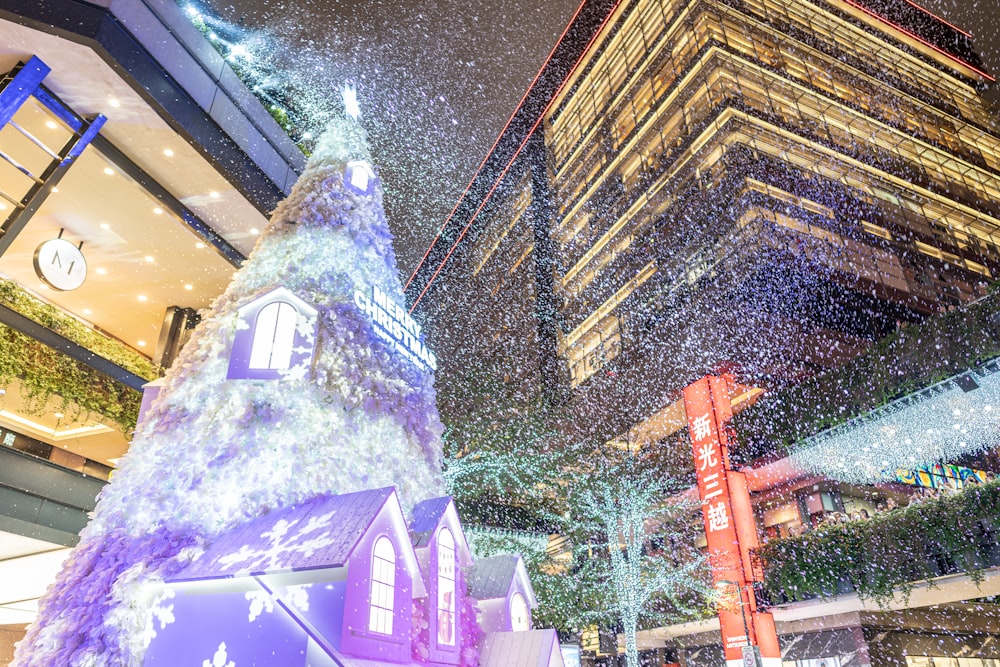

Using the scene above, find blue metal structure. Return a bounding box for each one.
[0,55,107,257]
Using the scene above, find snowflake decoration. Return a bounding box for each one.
[203,642,235,667]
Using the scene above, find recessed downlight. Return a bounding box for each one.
[163,148,174,157]
[103,167,114,176]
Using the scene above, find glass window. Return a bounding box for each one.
[437,528,457,646]
[369,536,396,635]
[248,301,297,370]
[510,592,530,632]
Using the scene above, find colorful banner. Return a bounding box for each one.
[894,463,987,489]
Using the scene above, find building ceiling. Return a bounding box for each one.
[0,17,274,468]
[0,11,290,628]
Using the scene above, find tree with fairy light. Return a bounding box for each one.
[560,441,710,667]
[14,86,446,667]
[445,394,710,667]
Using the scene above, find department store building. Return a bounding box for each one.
[406,0,1000,664]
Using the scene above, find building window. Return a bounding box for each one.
[437,528,457,646]
[248,301,298,370]
[369,536,395,635]
[510,592,529,632]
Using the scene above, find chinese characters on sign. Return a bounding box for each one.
[683,375,782,667]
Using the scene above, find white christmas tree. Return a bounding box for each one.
[14,90,445,667]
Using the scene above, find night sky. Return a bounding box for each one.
[208,0,999,276]
[208,0,581,274]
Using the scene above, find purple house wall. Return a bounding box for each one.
[143,488,425,667]
[409,497,474,665]
[141,488,559,667]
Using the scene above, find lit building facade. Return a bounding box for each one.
[412,0,1000,433]
[408,0,1000,664]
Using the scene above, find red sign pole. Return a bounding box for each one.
[683,375,781,667]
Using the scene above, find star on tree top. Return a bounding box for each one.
[342,84,360,120]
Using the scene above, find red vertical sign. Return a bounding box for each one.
[683,375,781,666]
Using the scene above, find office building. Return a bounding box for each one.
[407,0,1000,663]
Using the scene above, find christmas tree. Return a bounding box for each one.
[14,88,446,667]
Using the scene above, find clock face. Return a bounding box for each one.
[33,238,87,291]
[344,160,376,195]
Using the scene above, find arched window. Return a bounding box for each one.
[369,537,396,635]
[248,301,297,370]
[436,528,456,646]
[510,592,529,632]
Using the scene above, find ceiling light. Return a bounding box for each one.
[51,187,58,193]
[196,242,206,249]
[144,255,154,262]
[138,295,148,302]
[103,167,114,175]
[100,223,110,230]
[249,228,260,235]
[96,267,107,275]
[153,207,164,215]
[108,98,120,108]
[0,203,7,211]
[45,120,58,129]
[163,148,174,157]
[82,309,92,315]
[137,340,146,347]
[209,191,220,199]
[184,284,193,290]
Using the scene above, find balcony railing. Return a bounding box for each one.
[0,445,106,546]
[754,480,1000,607]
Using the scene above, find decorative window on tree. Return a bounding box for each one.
[344,160,378,196]
[227,287,318,380]
[369,536,396,635]
[510,592,530,632]
[437,528,457,646]
[249,301,296,369]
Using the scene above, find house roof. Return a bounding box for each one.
[480,629,565,667]
[467,554,536,606]
[409,496,453,546]
[172,487,395,581]
[408,496,474,567]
